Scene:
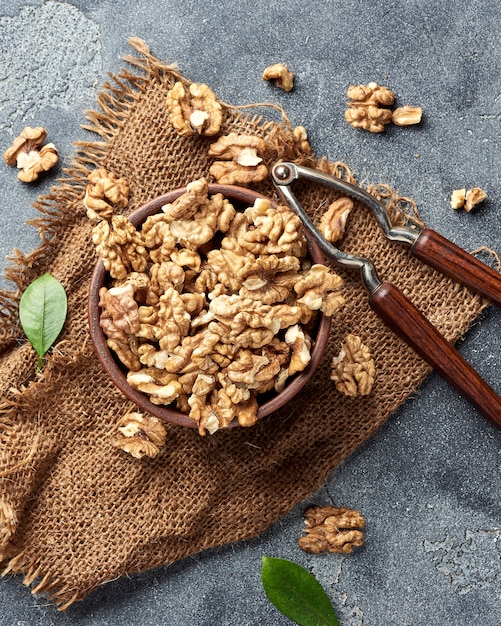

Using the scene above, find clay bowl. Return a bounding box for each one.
[88,184,332,429]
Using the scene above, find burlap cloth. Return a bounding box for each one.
[0,40,487,609]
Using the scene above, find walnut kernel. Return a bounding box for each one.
[208,133,268,185]
[3,126,58,182]
[111,411,167,459]
[166,81,223,137]
[450,188,466,210]
[298,505,365,554]
[262,63,295,92]
[345,82,395,133]
[330,334,375,396]
[84,167,130,221]
[392,105,422,126]
[465,187,488,212]
[292,126,313,154]
[98,284,140,343]
[319,197,354,243]
[450,187,487,212]
[92,215,148,280]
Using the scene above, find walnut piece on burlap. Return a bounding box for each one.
[0,38,488,610]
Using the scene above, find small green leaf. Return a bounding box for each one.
[261,556,340,626]
[19,273,67,371]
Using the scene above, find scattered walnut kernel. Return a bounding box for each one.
[94,180,345,435]
[298,505,365,555]
[166,81,223,137]
[450,188,466,209]
[3,126,58,182]
[262,63,295,92]
[346,82,395,106]
[450,187,487,212]
[330,334,375,397]
[319,197,354,243]
[292,126,313,154]
[465,187,488,212]
[111,411,167,459]
[84,167,130,221]
[392,105,422,126]
[345,82,394,133]
[208,133,268,185]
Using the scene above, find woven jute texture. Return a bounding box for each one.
[0,40,487,609]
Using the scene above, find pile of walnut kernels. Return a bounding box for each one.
[87,74,487,446]
[93,178,345,436]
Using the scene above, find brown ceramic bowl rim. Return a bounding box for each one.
[88,184,332,429]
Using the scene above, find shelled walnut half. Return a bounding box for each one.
[111,411,167,459]
[298,505,365,554]
[3,126,58,182]
[319,197,354,243]
[392,105,422,127]
[345,82,394,133]
[262,63,295,92]
[84,167,130,222]
[166,81,223,137]
[208,133,269,185]
[331,334,375,397]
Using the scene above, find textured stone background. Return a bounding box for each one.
[0,1,500,624]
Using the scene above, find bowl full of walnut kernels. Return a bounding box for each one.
[88,179,345,435]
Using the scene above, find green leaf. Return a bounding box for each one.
[261,556,340,626]
[19,273,68,371]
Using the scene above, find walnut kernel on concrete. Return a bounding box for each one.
[346,82,395,106]
[345,82,395,133]
[3,126,58,182]
[166,81,223,137]
[450,186,488,211]
[345,104,392,133]
[262,63,295,92]
[298,505,365,555]
[450,188,467,210]
[391,105,422,127]
[319,197,354,243]
[111,411,167,459]
[331,334,375,397]
[208,133,268,185]
[84,167,130,222]
[465,187,488,211]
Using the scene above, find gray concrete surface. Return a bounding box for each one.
[0,1,500,624]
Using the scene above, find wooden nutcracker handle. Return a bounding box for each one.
[411,228,501,307]
[369,282,501,430]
